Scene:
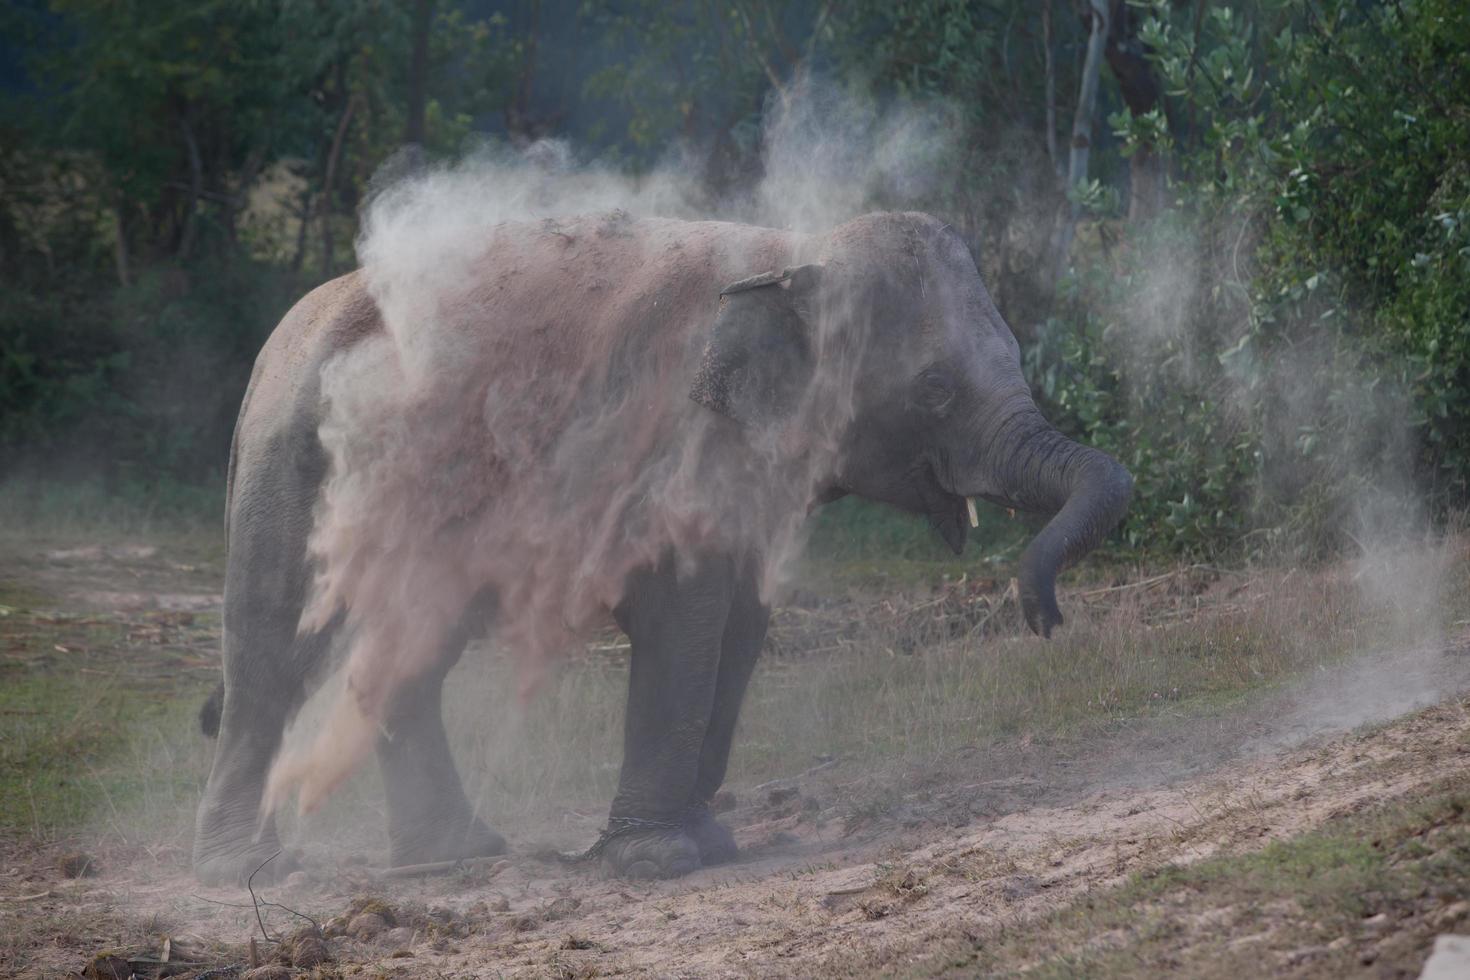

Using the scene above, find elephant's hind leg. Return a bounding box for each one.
[193,427,331,886]
[192,619,335,886]
[376,606,507,867]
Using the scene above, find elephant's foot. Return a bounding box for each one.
[597,826,701,880]
[685,805,738,866]
[388,814,507,868]
[192,833,300,887]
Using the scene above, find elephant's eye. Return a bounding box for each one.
[915,369,955,413]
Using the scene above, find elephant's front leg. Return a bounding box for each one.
[684,562,769,866]
[601,553,733,879]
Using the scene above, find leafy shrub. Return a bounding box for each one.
[1032,0,1470,558]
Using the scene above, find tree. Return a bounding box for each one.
[1105,0,1166,220]
[1049,0,1110,287]
[405,0,436,148]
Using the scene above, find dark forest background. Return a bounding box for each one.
[1,0,1466,558]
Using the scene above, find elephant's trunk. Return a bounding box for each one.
[976,404,1133,636]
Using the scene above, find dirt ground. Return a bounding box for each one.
[3,541,1470,978]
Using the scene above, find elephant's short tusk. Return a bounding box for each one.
[966,497,980,528]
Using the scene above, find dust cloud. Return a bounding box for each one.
[264,77,1467,839]
[265,81,966,817]
[1096,204,1468,754]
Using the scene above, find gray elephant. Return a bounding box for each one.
[192,210,1131,884]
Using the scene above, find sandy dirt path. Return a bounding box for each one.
[5,654,1467,978]
[4,540,1468,977]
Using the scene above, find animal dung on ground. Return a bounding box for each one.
[58,851,98,878]
[346,911,388,940]
[80,954,131,980]
[284,930,333,969]
[344,895,398,926]
[543,896,583,921]
[767,786,800,807]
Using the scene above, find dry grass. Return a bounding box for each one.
[3,529,1469,978]
[3,528,1467,866]
[360,535,1466,845]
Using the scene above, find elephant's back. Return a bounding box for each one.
[227,213,800,543]
[240,271,381,440]
[437,213,799,392]
[241,213,797,426]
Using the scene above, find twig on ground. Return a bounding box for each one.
[190,892,321,932]
[370,856,505,879]
[246,851,281,944]
[1073,570,1181,599]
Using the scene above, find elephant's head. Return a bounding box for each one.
[691,212,1132,636]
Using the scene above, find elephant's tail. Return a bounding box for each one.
[199,682,224,738]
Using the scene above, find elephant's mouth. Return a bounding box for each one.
[920,464,971,555]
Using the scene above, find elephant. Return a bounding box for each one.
[191,209,1131,884]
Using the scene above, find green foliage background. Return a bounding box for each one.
[0,0,1465,559]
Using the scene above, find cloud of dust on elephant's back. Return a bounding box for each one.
[269,86,974,811]
[303,208,821,730]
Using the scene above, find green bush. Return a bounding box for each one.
[1,257,295,483]
[1031,0,1470,558]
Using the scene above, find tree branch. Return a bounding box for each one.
[320,90,361,279]
[177,115,204,261]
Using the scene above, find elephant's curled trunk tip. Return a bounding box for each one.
[1017,452,1133,638]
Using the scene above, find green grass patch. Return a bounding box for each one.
[0,603,219,840]
[0,475,225,549]
[0,577,54,611]
[805,495,1032,563]
[0,670,211,836]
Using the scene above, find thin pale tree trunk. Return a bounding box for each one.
[1106,0,1167,221]
[1043,0,1058,176]
[404,0,435,147]
[1050,0,1110,287]
[177,116,204,261]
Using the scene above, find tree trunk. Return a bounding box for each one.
[1106,0,1167,221]
[225,144,267,254]
[112,195,131,288]
[1067,0,1110,199]
[1127,148,1166,222]
[404,0,435,148]
[177,116,204,261]
[291,178,314,277]
[505,0,542,144]
[1048,0,1110,290]
[1043,0,1059,177]
[320,93,359,280]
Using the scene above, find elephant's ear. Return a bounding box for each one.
[689,264,822,429]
